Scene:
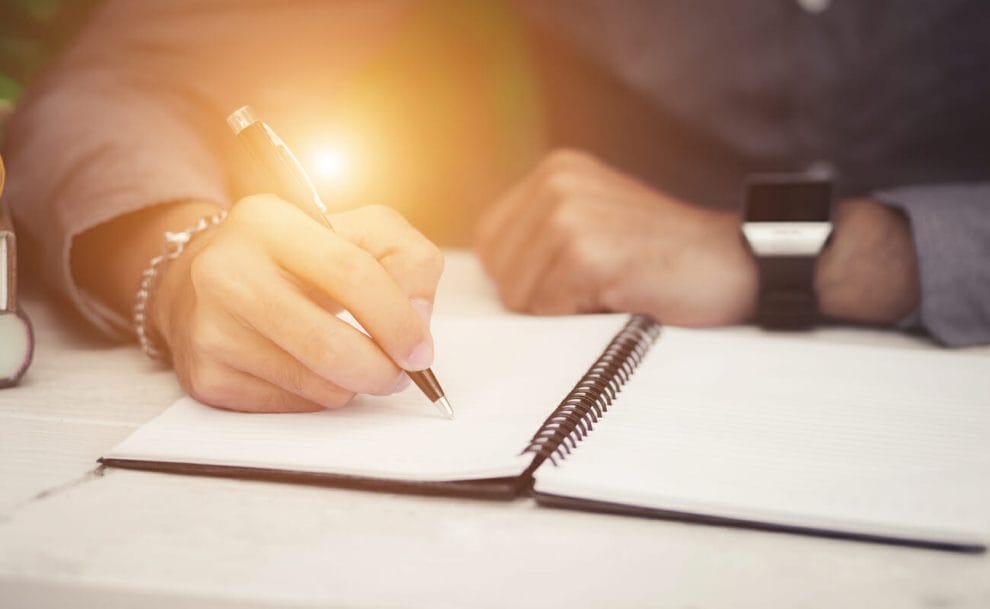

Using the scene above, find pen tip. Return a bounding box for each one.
[436,396,455,420]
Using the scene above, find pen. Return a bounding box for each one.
[226,105,454,419]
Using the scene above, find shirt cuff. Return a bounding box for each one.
[874,183,990,348]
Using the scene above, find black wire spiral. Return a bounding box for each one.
[521,315,661,467]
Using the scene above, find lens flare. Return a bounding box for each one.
[311,146,351,186]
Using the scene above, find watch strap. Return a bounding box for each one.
[754,256,818,329]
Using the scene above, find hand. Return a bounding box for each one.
[151,196,444,412]
[476,150,758,325]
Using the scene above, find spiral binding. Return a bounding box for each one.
[521,315,661,467]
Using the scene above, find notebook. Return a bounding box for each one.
[102,314,990,552]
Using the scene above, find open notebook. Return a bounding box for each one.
[103,314,990,552]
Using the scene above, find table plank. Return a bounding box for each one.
[0,417,131,514]
[0,316,179,426]
[0,468,987,609]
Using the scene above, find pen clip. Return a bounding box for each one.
[270,134,330,217]
[228,106,332,227]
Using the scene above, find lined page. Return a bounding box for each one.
[106,314,627,482]
[534,328,990,545]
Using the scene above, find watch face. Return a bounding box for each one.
[745,179,831,222]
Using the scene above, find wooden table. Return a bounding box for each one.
[1,251,988,609]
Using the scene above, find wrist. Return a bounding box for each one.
[715,211,759,323]
[147,211,222,356]
[815,199,920,324]
[678,208,758,325]
[72,200,225,344]
[140,203,227,359]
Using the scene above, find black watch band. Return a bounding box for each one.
[742,174,833,330]
[754,256,818,329]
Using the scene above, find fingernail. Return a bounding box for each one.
[410,298,433,324]
[405,340,434,370]
[393,373,411,393]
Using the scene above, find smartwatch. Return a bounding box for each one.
[741,175,833,329]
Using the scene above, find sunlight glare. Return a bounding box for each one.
[311,145,351,187]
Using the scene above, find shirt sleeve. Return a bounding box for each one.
[1,6,230,338]
[875,183,990,348]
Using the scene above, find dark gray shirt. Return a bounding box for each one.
[3,0,988,345]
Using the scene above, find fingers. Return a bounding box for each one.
[227,196,435,371]
[476,150,617,311]
[492,205,568,310]
[185,308,361,409]
[328,204,445,320]
[526,236,608,315]
[480,181,549,295]
[189,246,406,396]
[475,177,532,273]
[180,361,328,414]
[476,149,602,262]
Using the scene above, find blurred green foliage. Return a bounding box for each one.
[0,0,100,104]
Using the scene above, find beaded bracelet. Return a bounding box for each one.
[132,210,227,360]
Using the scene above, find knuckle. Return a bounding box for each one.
[188,317,228,359]
[547,201,579,237]
[561,236,595,269]
[336,250,385,299]
[230,195,291,237]
[295,328,334,368]
[540,169,578,199]
[598,284,626,312]
[498,281,528,312]
[186,365,229,405]
[233,194,275,219]
[366,203,404,224]
[542,148,588,172]
[409,241,445,282]
[476,242,499,276]
[189,248,227,295]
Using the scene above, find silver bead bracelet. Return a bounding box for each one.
[132,210,227,360]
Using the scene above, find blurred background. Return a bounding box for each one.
[0,0,100,130]
[0,0,548,244]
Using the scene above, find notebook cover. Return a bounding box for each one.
[532,490,986,554]
[99,457,531,500]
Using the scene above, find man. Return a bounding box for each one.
[3,1,988,413]
[477,1,989,343]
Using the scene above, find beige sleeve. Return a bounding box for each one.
[1,5,232,337]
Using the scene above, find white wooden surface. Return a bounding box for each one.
[1,251,988,609]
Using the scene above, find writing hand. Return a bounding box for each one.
[152,196,444,412]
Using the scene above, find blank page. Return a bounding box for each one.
[534,328,990,546]
[105,315,627,482]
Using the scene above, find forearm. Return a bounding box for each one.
[815,199,919,325]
